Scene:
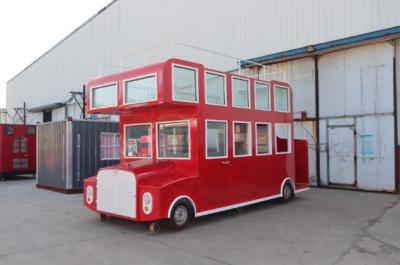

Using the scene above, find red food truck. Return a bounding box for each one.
[83,58,309,233]
[0,124,36,180]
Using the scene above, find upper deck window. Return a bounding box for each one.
[173,65,198,103]
[274,86,289,112]
[124,74,157,104]
[157,121,190,159]
[206,120,227,158]
[233,122,251,157]
[255,82,270,111]
[125,124,152,158]
[232,77,250,108]
[91,83,118,109]
[205,72,226,106]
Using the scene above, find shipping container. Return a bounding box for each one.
[0,124,36,180]
[36,119,119,192]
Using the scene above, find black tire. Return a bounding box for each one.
[99,213,107,221]
[168,199,194,230]
[282,181,294,202]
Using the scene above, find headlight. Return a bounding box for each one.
[142,192,153,215]
[86,186,94,205]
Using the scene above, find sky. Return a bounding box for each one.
[0,0,112,108]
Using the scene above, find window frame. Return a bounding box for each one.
[275,123,292,154]
[123,123,153,159]
[100,132,120,161]
[156,120,191,160]
[122,73,158,106]
[204,70,227,107]
[274,85,291,113]
[255,81,271,111]
[205,119,228,159]
[90,82,119,110]
[232,121,252,158]
[255,122,272,156]
[232,76,251,109]
[171,64,199,104]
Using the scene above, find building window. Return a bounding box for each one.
[255,82,270,110]
[43,110,52,123]
[274,86,289,112]
[232,77,250,108]
[173,65,198,103]
[92,83,118,109]
[100,133,120,160]
[275,123,291,154]
[158,121,190,158]
[205,72,226,106]
[233,122,251,157]
[256,123,271,155]
[13,137,27,154]
[206,121,227,158]
[124,74,157,104]
[125,124,151,158]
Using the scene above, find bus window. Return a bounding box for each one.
[158,121,190,158]
[274,86,289,112]
[232,78,250,108]
[205,72,226,106]
[125,124,152,158]
[172,65,198,103]
[255,82,270,111]
[206,120,227,158]
[124,74,157,104]
[91,83,118,109]
[275,123,291,154]
[256,123,271,155]
[233,122,251,157]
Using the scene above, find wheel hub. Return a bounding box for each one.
[174,206,188,226]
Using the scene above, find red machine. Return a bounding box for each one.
[0,124,36,180]
[83,58,309,232]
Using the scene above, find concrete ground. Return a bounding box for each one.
[0,179,399,265]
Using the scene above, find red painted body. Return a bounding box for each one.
[0,124,36,177]
[83,58,309,222]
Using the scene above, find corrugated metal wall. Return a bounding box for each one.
[7,0,400,124]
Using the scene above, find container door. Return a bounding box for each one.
[328,126,355,185]
[12,136,29,171]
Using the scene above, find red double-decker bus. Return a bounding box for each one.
[83,58,309,233]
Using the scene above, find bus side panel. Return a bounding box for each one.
[294,139,309,190]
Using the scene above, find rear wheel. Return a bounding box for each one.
[168,200,193,230]
[282,182,294,202]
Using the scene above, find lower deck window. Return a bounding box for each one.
[275,123,291,154]
[158,121,189,158]
[125,124,152,158]
[100,133,120,160]
[256,123,271,155]
[233,122,251,156]
[206,121,227,158]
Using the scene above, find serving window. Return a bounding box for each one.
[172,65,198,103]
[274,86,289,112]
[124,74,157,104]
[205,72,226,106]
[91,83,118,109]
[255,82,270,111]
[256,123,272,155]
[206,120,227,158]
[158,121,190,159]
[233,122,251,157]
[232,77,250,108]
[125,124,152,158]
[275,123,291,154]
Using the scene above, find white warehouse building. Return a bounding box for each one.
[6,0,400,193]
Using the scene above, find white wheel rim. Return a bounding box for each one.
[174,206,188,226]
[283,185,291,198]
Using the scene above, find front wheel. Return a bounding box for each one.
[168,201,193,230]
[282,182,294,202]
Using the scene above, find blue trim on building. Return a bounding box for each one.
[242,26,400,67]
